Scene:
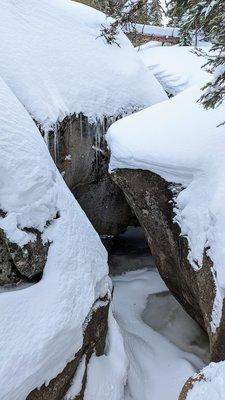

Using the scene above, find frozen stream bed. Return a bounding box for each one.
[110,228,209,400]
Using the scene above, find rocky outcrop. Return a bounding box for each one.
[46,114,136,237]
[27,296,110,400]
[0,221,49,286]
[111,168,225,362]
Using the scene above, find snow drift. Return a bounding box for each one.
[0,0,166,133]
[138,45,209,95]
[0,76,126,399]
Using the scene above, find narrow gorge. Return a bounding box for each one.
[0,0,225,399]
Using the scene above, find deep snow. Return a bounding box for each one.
[0,0,166,133]
[0,76,126,399]
[84,310,127,400]
[112,268,206,400]
[138,45,209,95]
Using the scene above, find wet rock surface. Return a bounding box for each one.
[47,114,136,237]
[111,168,225,362]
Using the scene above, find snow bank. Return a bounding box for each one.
[186,362,225,400]
[0,0,166,133]
[0,76,116,399]
[107,84,225,330]
[138,46,209,95]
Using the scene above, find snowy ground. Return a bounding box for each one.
[110,228,209,400]
[112,268,208,400]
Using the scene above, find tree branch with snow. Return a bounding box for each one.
[100,0,150,44]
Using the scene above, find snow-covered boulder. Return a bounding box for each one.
[0,0,166,237]
[0,77,127,399]
[179,362,225,400]
[106,82,225,362]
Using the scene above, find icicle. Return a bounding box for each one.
[79,113,83,142]
[44,130,49,148]
[53,125,59,164]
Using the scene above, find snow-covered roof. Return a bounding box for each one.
[0,0,166,133]
[107,82,225,331]
[0,76,110,399]
[138,45,209,95]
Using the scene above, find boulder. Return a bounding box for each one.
[0,75,125,400]
[47,114,136,237]
[0,219,49,285]
[111,168,225,362]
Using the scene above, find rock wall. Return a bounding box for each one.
[46,114,136,238]
[111,168,225,362]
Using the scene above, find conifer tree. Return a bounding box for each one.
[196,0,225,110]
[179,0,225,109]
[148,0,163,26]
[100,0,149,44]
[167,0,191,44]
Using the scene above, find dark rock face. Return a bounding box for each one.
[27,297,110,400]
[112,168,225,362]
[0,222,49,286]
[47,114,135,237]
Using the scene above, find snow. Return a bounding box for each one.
[125,23,179,38]
[0,76,116,399]
[138,41,163,49]
[138,46,210,95]
[186,361,225,400]
[107,80,225,330]
[84,309,127,400]
[0,0,166,133]
[65,356,86,399]
[112,268,205,400]
[122,0,142,14]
